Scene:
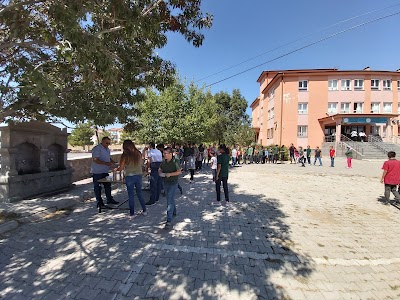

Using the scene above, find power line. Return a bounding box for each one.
[196,2,400,83]
[206,10,400,88]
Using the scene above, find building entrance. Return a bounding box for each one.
[341,125,366,141]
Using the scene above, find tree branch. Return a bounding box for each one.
[0,0,45,16]
[0,40,54,51]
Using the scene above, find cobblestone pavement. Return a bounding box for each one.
[1,157,399,299]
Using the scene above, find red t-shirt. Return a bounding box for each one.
[329,149,335,157]
[382,159,400,184]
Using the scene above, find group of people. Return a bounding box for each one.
[90,137,231,229]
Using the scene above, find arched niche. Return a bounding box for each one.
[46,143,65,171]
[15,142,40,175]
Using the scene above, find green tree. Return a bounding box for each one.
[0,0,213,125]
[68,122,94,149]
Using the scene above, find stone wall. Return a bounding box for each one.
[68,154,121,182]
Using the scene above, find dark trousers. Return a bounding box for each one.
[216,177,229,202]
[190,169,195,180]
[93,173,113,205]
[149,162,162,203]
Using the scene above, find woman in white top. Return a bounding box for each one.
[209,151,217,182]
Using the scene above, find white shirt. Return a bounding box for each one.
[147,148,162,163]
[351,131,358,137]
[210,156,217,170]
[231,148,237,157]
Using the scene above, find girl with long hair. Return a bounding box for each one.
[115,140,147,218]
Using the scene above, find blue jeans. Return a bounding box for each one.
[330,157,335,167]
[125,175,146,216]
[231,157,237,166]
[314,157,322,166]
[149,162,161,203]
[164,182,177,222]
[93,173,113,205]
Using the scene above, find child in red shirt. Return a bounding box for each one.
[329,146,336,167]
[381,151,400,203]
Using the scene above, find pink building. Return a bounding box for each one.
[251,68,400,147]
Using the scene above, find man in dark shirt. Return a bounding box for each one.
[160,147,182,228]
[313,146,323,166]
[214,144,230,205]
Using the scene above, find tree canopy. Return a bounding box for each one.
[132,78,252,145]
[0,0,213,125]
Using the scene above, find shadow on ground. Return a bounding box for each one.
[0,167,314,299]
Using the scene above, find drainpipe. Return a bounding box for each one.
[279,74,284,146]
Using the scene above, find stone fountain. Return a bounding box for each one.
[0,122,73,202]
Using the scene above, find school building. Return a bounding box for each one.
[250,68,400,148]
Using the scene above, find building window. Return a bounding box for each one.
[398,80,400,91]
[397,104,400,114]
[383,80,392,90]
[297,126,308,137]
[298,103,308,114]
[371,102,380,113]
[340,102,350,113]
[271,108,274,119]
[328,80,338,91]
[299,80,308,91]
[328,102,338,114]
[267,110,271,120]
[341,79,351,91]
[371,79,380,90]
[354,79,364,90]
[383,103,392,113]
[353,103,363,113]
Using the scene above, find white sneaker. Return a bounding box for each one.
[142,211,148,216]
[211,201,221,206]
[225,201,231,206]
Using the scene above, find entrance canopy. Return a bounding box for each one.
[318,113,399,142]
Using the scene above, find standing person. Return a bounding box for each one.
[289,143,295,164]
[294,147,299,164]
[173,148,183,195]
[263,147,269,164]
[183,143,190,171]
[197,144,204,170]
[209,151,217,181]
[313,146,322,166]
[247,145,254,164]
[299,146,305,167]
[91,137,119,210]
[231,145,237,166]
[214,144,230,205]
[380,151,400,203]
[203,146,208,165]
[268,147,273,163]
[242,146,248,164]
[146,142,163,206]
[159,147,182,229]
[306,145,312,165]
[329,146,336,167]
[273,145,279,164]
[114,140,146,219]
[188,143,196,183]
[237,147,242,165]
[345,147,353,169]
[280,145,286,163]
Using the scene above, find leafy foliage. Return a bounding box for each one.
[68,122,94,147]
[132,78,252,145]
[0,0,213,125]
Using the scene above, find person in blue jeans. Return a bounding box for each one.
[159,147,182,229]
[114,140,147,219]
[313,146,323,166]
[146,142,163,205]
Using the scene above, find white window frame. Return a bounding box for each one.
[383,102,392,113]
[371,102,380,113]
[298,103,308,114]
[271,108,274,119]
[299,80,308,91]
[328,80,338,91]
[297,126,308,137]
[327,102,338,114]
[340,102,350,113]
[354,79,364,91]
[353,102,363,113]
[341,79,351,91]
[383,80,392,90]
[371,79,380,90]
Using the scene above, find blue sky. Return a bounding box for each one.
[158,0,400,116]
